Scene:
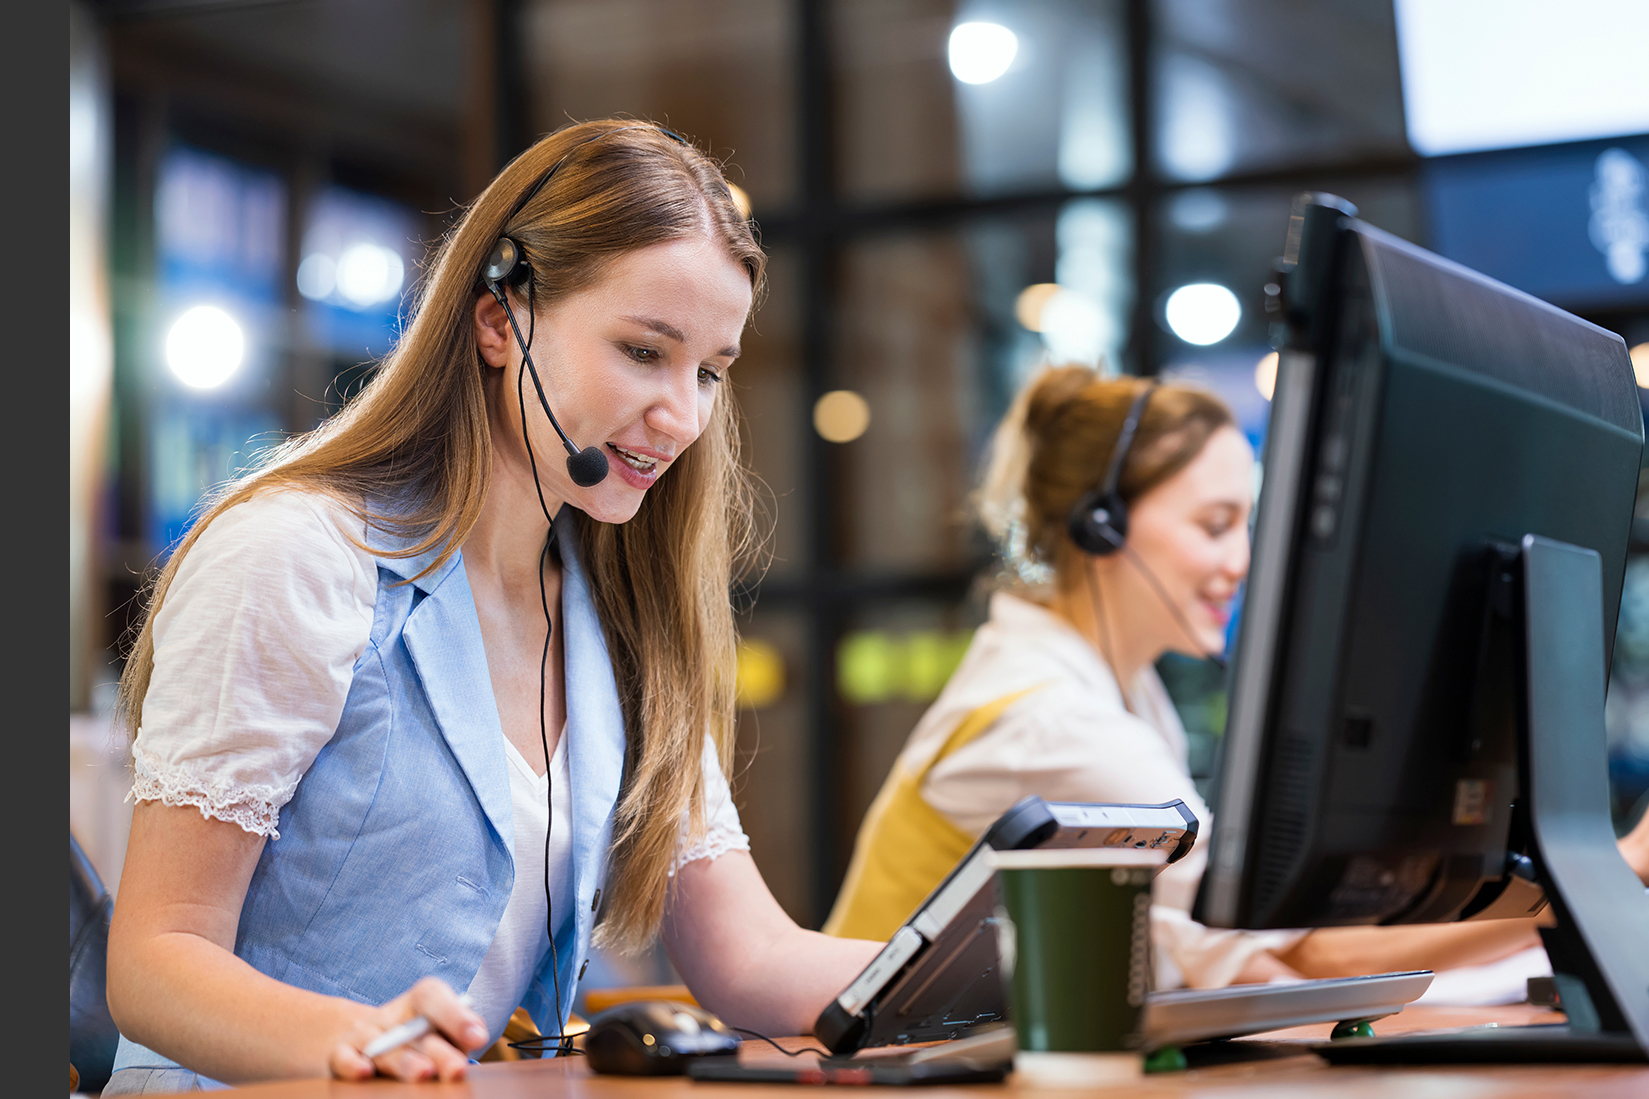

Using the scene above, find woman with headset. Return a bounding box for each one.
[825,364,1649,989]
[104,120,883,1093]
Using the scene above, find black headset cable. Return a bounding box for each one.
[500,278,581,1056]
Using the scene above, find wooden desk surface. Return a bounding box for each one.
[159,1005,1647,1098]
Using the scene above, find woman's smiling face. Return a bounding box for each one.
[1124,424,1255,657]
[477,232,754,523]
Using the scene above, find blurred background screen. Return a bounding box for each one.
[69,1,1649,986]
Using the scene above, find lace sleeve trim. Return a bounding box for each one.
[127,759,294,840]
[667,822,750,877]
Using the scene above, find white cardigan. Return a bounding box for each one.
[905,590,1306,989]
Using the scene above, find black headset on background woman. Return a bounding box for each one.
[1066,382,1156,557]
[1066,381,1229,669]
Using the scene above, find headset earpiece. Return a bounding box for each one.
[1068,489,1130,555]
[1067,382,1157,558]
[484,236,529,288]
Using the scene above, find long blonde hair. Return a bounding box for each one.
[118,119,765,952]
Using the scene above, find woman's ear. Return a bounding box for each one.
[474,290,516,370]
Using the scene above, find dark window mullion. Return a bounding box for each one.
[797,0,844,928]
[1126,0,1158,378]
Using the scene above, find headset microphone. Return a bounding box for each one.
[482,236,610,488]
[477,125,699,1059]
[1121,544,1229,671]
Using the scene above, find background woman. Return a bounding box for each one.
[825,364,1649,990]
[105,120,881,1093]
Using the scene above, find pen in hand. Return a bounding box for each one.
[362,992,478,1059]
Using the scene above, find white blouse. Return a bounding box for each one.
[466,729,573,1042]
[907,590,1306,990]
[129,489,749,1040]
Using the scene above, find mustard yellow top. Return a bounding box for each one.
[821,685,1047,941]
[823,591,1307,991]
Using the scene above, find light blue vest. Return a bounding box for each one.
[111,507,627,1084]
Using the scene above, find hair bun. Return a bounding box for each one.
[1023,364,1101,439]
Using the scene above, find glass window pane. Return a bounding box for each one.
[832,228,985,574]
[523,0,797,212]
[834,0,1129,202]
[733,606,813,923]
[1153,0,1410,183]
[151,145,290,555]
[835,596,988,862]
[1152,180,1419,439]
[735,247,808,582]
[298,185,420,360]
[833,203,1134,573]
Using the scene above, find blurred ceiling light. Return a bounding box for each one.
[1169,188,1229,233]
[727,182,753,220]
[296,253,337,301]
[165,304,245,390]
[1038,288,1108,366]
[1255,350,1279,401]
[814,389,871,443]
[1630,342,1649,388]
[334,242,405,310]
[1164,282,1241,345]
[948,22,1017,85]
[1014,283,1062,331]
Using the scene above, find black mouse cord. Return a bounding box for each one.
[505,1024,827,1058]
[731,1028,831,1058]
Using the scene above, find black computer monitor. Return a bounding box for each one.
[1195,194,1649,1060]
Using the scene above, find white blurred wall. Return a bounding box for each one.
[72,0,123,888]
[71,714,134,895]
[70,0,113,714]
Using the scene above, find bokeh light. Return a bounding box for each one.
[1038,288,1108,367]
[814,389,871,443]
[165,304,245,390]
[1255,350,1279,400]
[1165,282,1241,345]
[295,253,336,301]
[727,182,753,219]
[1631,341,1649,388]
[837,629,975,705]
[1014,283,1062,331]
[948,22,1018,85]
[735,638,786,709]
[334,242,404,309]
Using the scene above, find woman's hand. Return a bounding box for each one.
[110,801,486,1084]
[328,977,489,1082]
[1275,917,1544,980]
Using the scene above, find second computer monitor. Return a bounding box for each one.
[1197,194,1641,934]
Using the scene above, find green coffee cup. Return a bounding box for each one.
[988,847,1166,1086]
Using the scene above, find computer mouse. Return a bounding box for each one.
[583,999,741,1076]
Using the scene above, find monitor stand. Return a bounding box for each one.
[1317,535,1648,1065]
